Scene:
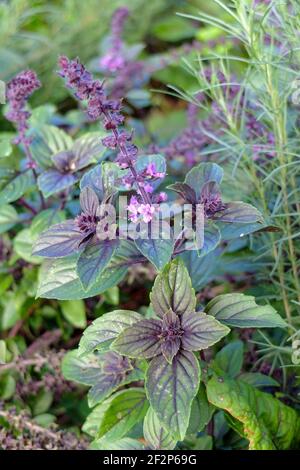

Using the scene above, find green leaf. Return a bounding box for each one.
[0,340,7,364]
[187,383,214,434]
[78,310,142,355]
[207,374,300,450]
[135,237,173,271]
[90,438,144,450]
[82,401,112,437]
[0,204,18,233]
[60,299,86,328]
[102,286,119,305]
[205,293,287,328]
[183,435,213,450]
[0,138,13,158]
[29,125,73,168]
[145,350,200,441]
[213,340,244,378]
[97,388,149,440]
[30,209,65,238]
[150,259,196,318]
[0,375,16,400]
[36,256,127,300]
[32,390,53,416]
[0,171,34,205]
[0,291,24,330]
[77,240,119,291]
[185,162,223,200]
[143,407,177,450]
[14,229,41,264]
[152,16,196,42]
[239,373,279,388]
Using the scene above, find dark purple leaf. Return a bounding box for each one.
[214,202,264,224]
[181,311,230,351]
[185,162,223,200]
[32,220,85,258]
[145,350,200,440]
[112,319,162,359]
[77,238,119,291]
[168,182,197,204]
[80,187,100,216]
[73,133,105,170]
[37,169,77,198]
[161,338,181,363]
[52,150,75,172]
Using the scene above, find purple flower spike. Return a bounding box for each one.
[100,7,129,73]
[57,55,152,208]
[5,70,41,146]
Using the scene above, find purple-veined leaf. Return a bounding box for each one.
[78,310,142,355]
[161,337,181,364]
[62,350,144,407]
[29,124,73,169]
[32,220,85,258]
[161,310,181,363]
[167,182,197,204]
[77,239,119,291]
[185,162,223,200]
[134,237,174,271]
[37,170,77,198]
[214,201,264,224]
[80,187,100,215]
[205,293,287,328]
[0,170,34,205]
[181,311,230,351]
[0,204,19,233]
[143,408,177,450]
[112,319,162,359]
[150,258,196,318]
[145,350,200,440]
[73,133,106,170]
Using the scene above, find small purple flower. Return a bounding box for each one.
[5,70,41,146]
[127,196,156,224]
[145,162,165,179]
[200,182,226,218]
[138,204,156,223]
[99,7,129,73]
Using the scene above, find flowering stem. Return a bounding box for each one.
[102,110,151,205]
